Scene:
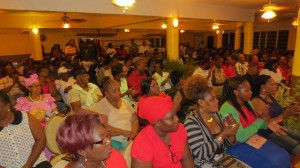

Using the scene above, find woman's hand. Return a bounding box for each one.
[223,114,237,127]
[123,130,137,139]
[283,104,300,118]
[221,123,239,138]
[268,121,288,136]
[173,91,182,105]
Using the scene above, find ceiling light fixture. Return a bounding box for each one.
[212,24,219,30]
[124,28,130,32]
[261,10,277,19]
[32,28,39,35]
[63,22,70,28]
[173,18,179,28]
[161,22,167,29]
[291,18,298,27]
[112,0,135,13]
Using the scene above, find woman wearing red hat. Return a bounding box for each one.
[131,96,194,168]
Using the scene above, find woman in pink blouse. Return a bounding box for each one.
[14,74,58,127]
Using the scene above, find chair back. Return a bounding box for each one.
[45,115,65,154]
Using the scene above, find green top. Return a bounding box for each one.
[219,101,267,143]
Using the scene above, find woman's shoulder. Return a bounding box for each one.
[16,96,29,104]
[88,82,100,89]
[43,94,55,102]
[107,149,127,168]
[219,101,236,115]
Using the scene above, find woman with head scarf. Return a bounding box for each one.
[15,74,58,127]
[131,96,194,168]
[69,69,103,113]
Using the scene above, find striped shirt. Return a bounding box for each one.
[184,113,232,167]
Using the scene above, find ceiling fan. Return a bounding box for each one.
[259,0,289,20]
[61,13,87,28]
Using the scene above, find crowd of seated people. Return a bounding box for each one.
[0,38,300,167]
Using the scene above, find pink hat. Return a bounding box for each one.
[25,74,39,89]
[138,96,174,124]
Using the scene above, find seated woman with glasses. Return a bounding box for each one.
[56,112,127,168]
[131,96,194,168]
[15,74,58,127]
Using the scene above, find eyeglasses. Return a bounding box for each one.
[169,145,178,164]
[29,84,41,88]
[94,131,111,146]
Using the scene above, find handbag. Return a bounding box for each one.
[213,153,251,168]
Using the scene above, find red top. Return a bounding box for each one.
[127,71,147,97]
[117,49,127,59]
[278,66,291,81]
[65,149,127,168]
[239,106,257,128]
[221,65,235,78]
[131,124,187,168]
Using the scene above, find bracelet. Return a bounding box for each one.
[216,136,223,144]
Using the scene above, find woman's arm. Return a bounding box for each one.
[132,158,152,168]
[251,98,273,121]
[131,112,139,137]
[101,114,136,139]
[181,142,195,168]
[70,100,84,113]
[97,95,103,102]
[23,113,46,168]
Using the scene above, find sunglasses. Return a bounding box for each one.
[93,131,111,146]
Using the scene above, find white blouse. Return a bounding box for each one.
[0,112,47,167]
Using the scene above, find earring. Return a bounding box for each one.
[84,156,87,162]
[199,106,205,114]
[7,109,10,111]
[262,89,266,92]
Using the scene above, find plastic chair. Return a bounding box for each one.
[121,140,133,168]
[51,153,69,167]
[45,115,65,155]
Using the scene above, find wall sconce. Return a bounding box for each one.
[291,18,298,27]
[173,18,179,28]
[124,28,130,32]
[180,30,185,33]
[32,28,39,35]
[161,22,167,29]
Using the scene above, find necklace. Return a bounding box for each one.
[207,117,214,123]
[101,161,107,168]
[79,161,106,168]
[29,94,42,102]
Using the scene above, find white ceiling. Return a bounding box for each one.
[0,0,298,32]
